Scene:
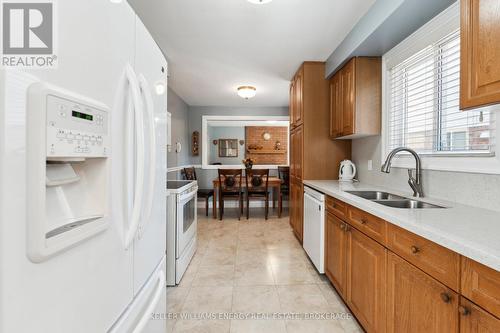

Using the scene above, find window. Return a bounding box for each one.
[387,29,495,156]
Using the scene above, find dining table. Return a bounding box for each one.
[212,176,283,219]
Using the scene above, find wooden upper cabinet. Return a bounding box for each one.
[459,297,500,333]
[460,0,500,110]
[341,59,355,136]
[293,69,303,126]
[329,57,381,139]
[387,253,459,333]
[329,73,343,138]
[325,213,348,298]
[346,227,387,333]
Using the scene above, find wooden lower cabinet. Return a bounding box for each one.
[325,213,347,298]
[290,178,303,243]
[346,227,387,333]
[459,298,500,333]
[387,253,459,333]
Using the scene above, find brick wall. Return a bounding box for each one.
[245,126,288,165]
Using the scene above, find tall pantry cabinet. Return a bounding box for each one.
[289,62,351,242]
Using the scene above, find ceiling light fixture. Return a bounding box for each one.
[237,86,257,99]
[247,0,273,4]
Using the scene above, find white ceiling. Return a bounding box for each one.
[130,0,376,107]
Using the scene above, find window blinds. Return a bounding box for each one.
[387,29,495,155]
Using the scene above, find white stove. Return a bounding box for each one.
[166,180,198,285]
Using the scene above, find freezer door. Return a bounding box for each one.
[0,1,137,332]
[132,15,168,295]
[108,256,167,333]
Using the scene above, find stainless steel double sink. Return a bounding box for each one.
[345,191,446,209]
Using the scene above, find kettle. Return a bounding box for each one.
[339,160,356,182]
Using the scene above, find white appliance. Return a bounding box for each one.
[339,159,357,182]
[166,180,198,286]
[303,186,326,274]
[0,1,168,332]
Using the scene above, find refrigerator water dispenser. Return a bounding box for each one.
[27,82,110,262]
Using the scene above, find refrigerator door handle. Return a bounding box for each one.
[124,64,145,250]
[137,74,156,238]
[132,270,165,333]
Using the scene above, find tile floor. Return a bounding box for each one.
[166,208,363,333]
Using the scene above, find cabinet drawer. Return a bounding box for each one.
[347,206,386,244]
[387,224,460,291]
[326,196,347,220]
[461,257,500,318]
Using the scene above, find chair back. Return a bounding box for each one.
[218,169,243,193]
[278,166,290,190]
[183,167,197,181]
[245,169,269,193]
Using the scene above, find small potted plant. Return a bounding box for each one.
[242,157,255,170]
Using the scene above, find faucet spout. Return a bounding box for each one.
[381,147,424,197]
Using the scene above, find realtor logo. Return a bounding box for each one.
[1,1,57,68]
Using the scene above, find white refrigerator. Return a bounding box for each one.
[0,1,167,332]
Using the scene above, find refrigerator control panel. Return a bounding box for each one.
[46,94,109,158]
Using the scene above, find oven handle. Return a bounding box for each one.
[177,186,198,204]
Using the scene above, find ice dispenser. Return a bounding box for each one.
[27,82,110,262]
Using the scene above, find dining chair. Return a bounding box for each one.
[183,167,214,217]
[217,169,244,220]
[245,169,270,220]
[278,166,290,216]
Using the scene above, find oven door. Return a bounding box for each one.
[176,187,198,258]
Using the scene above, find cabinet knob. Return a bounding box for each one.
[410,246,420,254]
[440,292,451,303]
[331,202,336,208]
[458,306,470,316]
[361,218,368,225]
[339,223,345,231]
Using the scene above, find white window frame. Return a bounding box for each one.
[201,115,290,169]
[381,2,500,175]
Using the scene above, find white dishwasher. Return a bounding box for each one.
[303,186,325,273]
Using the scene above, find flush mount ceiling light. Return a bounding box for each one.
[247,0,273,4]
[237,86,257,99]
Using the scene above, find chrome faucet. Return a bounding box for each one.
[381,147,424,198]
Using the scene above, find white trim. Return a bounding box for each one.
[381,1,500,175]
[167,165,202,173]
[201,115,290,169]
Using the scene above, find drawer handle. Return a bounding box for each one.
[361,218,368,225]
[458,306,470,316]
[440,292,451,303]
[410,246,420,254]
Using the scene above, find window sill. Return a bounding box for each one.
[387,154,500,175]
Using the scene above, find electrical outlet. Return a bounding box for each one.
[367,160,373,171]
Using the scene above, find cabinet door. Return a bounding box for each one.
[325,213,347,298]
[387,253,459,333]
[461,0,500,109]
[290,126,303,180]
[346,227,386,333]
[294,70,304,126]
[341,59,355,136]
[459,298,500,333]
[289,80,295,127]
[290,180,303,242]
[329,72,343,138]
